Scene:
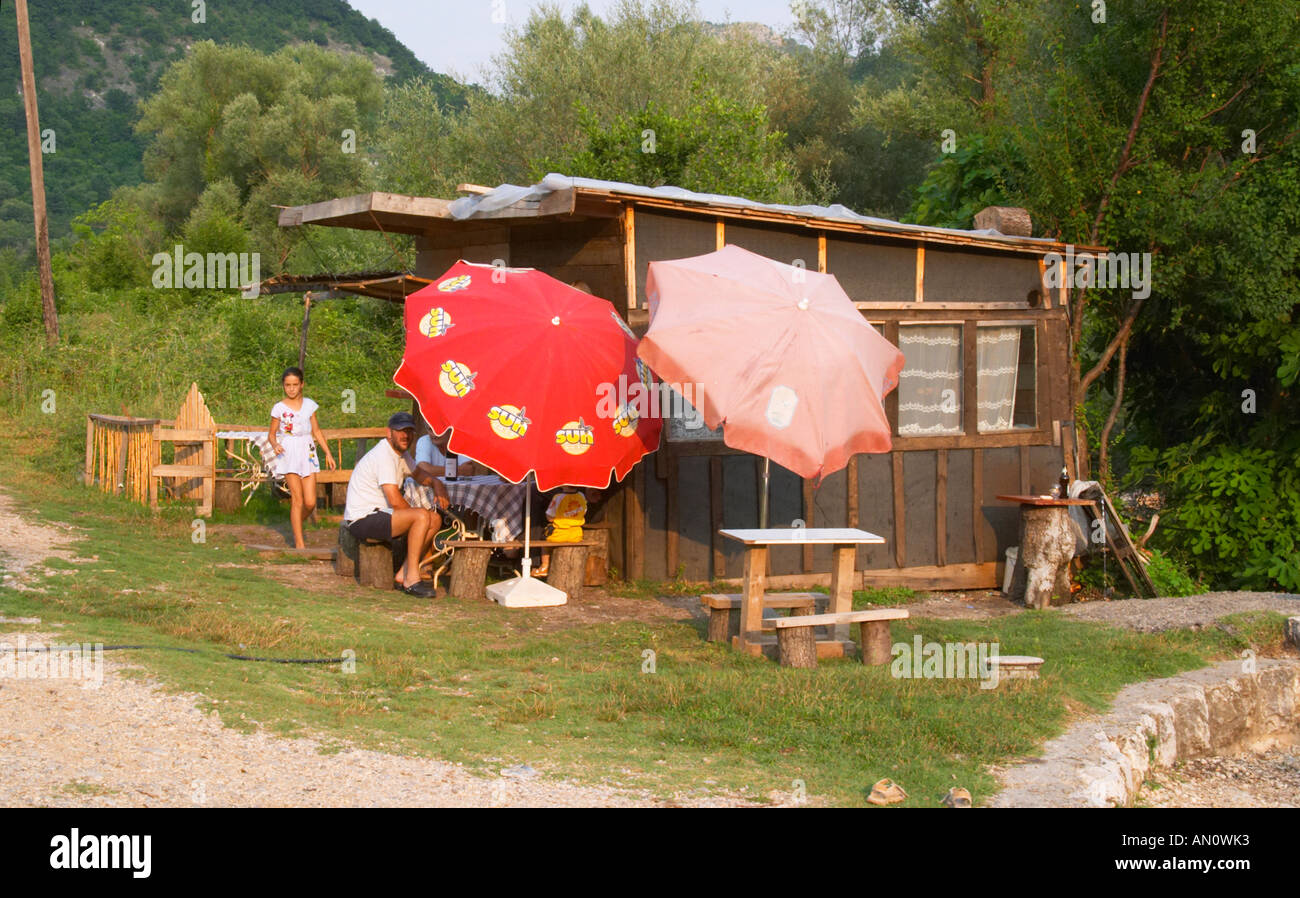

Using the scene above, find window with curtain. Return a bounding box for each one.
[898,324,962,436]
[977,325,1036,432]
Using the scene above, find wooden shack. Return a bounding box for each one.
[278,176,1097,590]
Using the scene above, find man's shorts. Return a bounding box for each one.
[347,511,392,543]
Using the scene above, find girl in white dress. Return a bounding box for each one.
[268,367,336,548]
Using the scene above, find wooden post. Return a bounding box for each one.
[829,544,856,642]
[547,544,588,595]
[84,417,94,486]
[738,546,768,650]
[298,292,312,370]
[15,0,57,347]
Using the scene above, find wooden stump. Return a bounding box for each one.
[449,546,492,601]
[357,541,396,589]
[547,544,588,595]
[707,607,739,643]
[335,523,358,578]
[583,524,611,586]
[329,482,347,509]
[1010,506,1076,609]
[214,479,241,514]
[776,625,818,668]
[859,620,893,665]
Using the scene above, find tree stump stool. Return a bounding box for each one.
[335,523,359,578]
[858,619,894,665]
[449,545,493,600]
[546,544,588,595]
[214,478,241,514]
[1009,506,1077,609]
[337,522,402,588]
[772,620,818,668]
[583,523,612,586]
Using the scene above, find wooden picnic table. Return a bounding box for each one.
[719,528,886,658]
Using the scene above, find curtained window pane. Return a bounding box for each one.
[977,325,1036,432]
[898,324,962,436]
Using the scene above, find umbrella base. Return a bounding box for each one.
[486,576,568,607]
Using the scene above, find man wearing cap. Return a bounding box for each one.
[343,412,445,598]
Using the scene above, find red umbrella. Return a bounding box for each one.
[394,261,661,491]
[393,261,662,605]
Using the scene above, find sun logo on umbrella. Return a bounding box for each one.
[555,418,594,455]
[439,360,476,398]
[419,308,454,338]
[438,274,472,292]
[488,404,530,439]
[612,403,639,437]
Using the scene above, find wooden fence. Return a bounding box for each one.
[84,414,161,503]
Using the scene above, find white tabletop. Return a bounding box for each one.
[720,527,885,545]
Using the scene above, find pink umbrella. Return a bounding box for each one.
[639,244,904,523]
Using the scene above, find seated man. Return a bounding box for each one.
[410,423,479,480]
[343,412,445,598]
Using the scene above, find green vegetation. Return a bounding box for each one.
[0,0,465,252]
[0,454,1287,806]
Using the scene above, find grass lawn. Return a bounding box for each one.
[0,426,1289,807]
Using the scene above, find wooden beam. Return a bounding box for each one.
[710,457,724,579]
[15,0,58,346]
[936,449,948,568]
[914,244,925,302]
[666,456,679,578]
[963,322,978,436]
[716,219,725,250]
[860,562,998,591]
[818,233,827,273]
[1019,444,1031,495]
[892,451,905,568]
[623,205,637,311]
[846,456,859,528]
[802,478,815,572]
[627,464,646,578]
[972,448,986,562]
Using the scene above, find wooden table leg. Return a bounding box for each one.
[828,543,856,642]
[736,546,768,654]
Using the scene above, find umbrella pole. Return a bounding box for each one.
[759,457,770,529]
[521,480,532,578]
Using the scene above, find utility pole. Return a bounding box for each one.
[15,0,59,347]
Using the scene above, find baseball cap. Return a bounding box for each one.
[387,411,417,431]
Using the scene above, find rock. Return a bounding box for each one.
[1286,617,1300,650]
[501,764,537,780]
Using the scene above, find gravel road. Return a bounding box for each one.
[1059,592,1300,632]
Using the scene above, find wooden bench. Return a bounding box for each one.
[768,608,910,669]
[449,539,599,600]
[334,523,406,589]
[700,593,825,643]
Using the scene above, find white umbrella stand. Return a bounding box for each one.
[485,476,568,607]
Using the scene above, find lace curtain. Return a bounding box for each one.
[898,325,962,436]
[977,326,1021,432]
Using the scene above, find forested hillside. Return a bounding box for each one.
[0,0,468,250]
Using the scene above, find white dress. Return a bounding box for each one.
[270,398,321,478]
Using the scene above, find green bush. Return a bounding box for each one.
[1143,550,1202,598]
[1129,438,1300,592]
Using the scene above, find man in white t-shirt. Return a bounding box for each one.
[344,412,444,598]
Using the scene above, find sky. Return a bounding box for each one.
[346,0,799,84]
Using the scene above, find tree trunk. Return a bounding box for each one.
[547,544,588,595]
[859,620,893,666]
[1098,337,1129,488]
[707,607,738,643]
[1010,507,1076,609]
[449,546,491,600]
[776,625,817,668]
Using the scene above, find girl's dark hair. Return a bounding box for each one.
[281,366,304,382]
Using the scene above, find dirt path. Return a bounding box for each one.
[1138,742,1300,808]
[0,490,746,808]
[0,638,747,807]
